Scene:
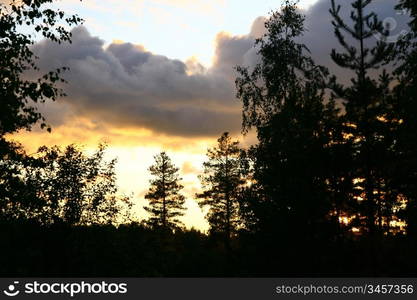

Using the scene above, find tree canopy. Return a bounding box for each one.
[196,132,245,242]
[144,152,186,229]
[0,0,83,136]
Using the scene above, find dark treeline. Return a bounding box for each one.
[2,0,417,276]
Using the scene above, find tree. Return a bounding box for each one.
[328,0,402,235]
[235,0,339,238]
[0,0,82,220]
[0,0,83,136]
[393,0,417,235]
[196,132,245,244]
[397,0,417,31]
[144,152,186,229]
[17,143,132,226]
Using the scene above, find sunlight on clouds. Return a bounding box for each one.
[112,39,125,44]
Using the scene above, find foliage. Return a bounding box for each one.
[1,221,417,277]
[236,0,327,132]
[196,132,246,241]
[0,0,83,136]
[144,152,186,229]
[328,0,403,235]
[0,0,84,224]
[2,0,417,278]
[0,140,32,220]
[235,0,339,238]
[397,0,417,31]
[1,143,132,226]
[394,0,417,234]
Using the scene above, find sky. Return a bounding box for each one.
[8,0,408,231]
[57,0,319,67]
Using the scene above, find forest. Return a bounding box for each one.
[1,0,417,277]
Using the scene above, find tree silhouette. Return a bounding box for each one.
[196,132,245,245]
[2,0,417,278]
[22,143,132,225]
[328,0,401,235]
[144,152,186,229]
[1,143,132,225]
[393,1,417,235]
[0,0,82,220]
[0,139,34,220]
[235,0,339,239]
[397,0,417,30]
[0,0,83,136]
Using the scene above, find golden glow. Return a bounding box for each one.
[6,110,250,231]
[7,119,220,231]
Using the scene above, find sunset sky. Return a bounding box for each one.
[8,0,405,230]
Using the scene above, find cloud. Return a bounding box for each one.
[33,26,241,137]
[210,16,266,80]
[30,0,409,139]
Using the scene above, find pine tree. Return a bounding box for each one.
[144,152,186,229]
[328,0,401,235]
[394,0,417,235]
[397,0,417,30]
[196,132,245,243]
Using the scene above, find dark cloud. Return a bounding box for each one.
[210,17,266,79]
[34,26,240,137]
[32,0,409,138]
